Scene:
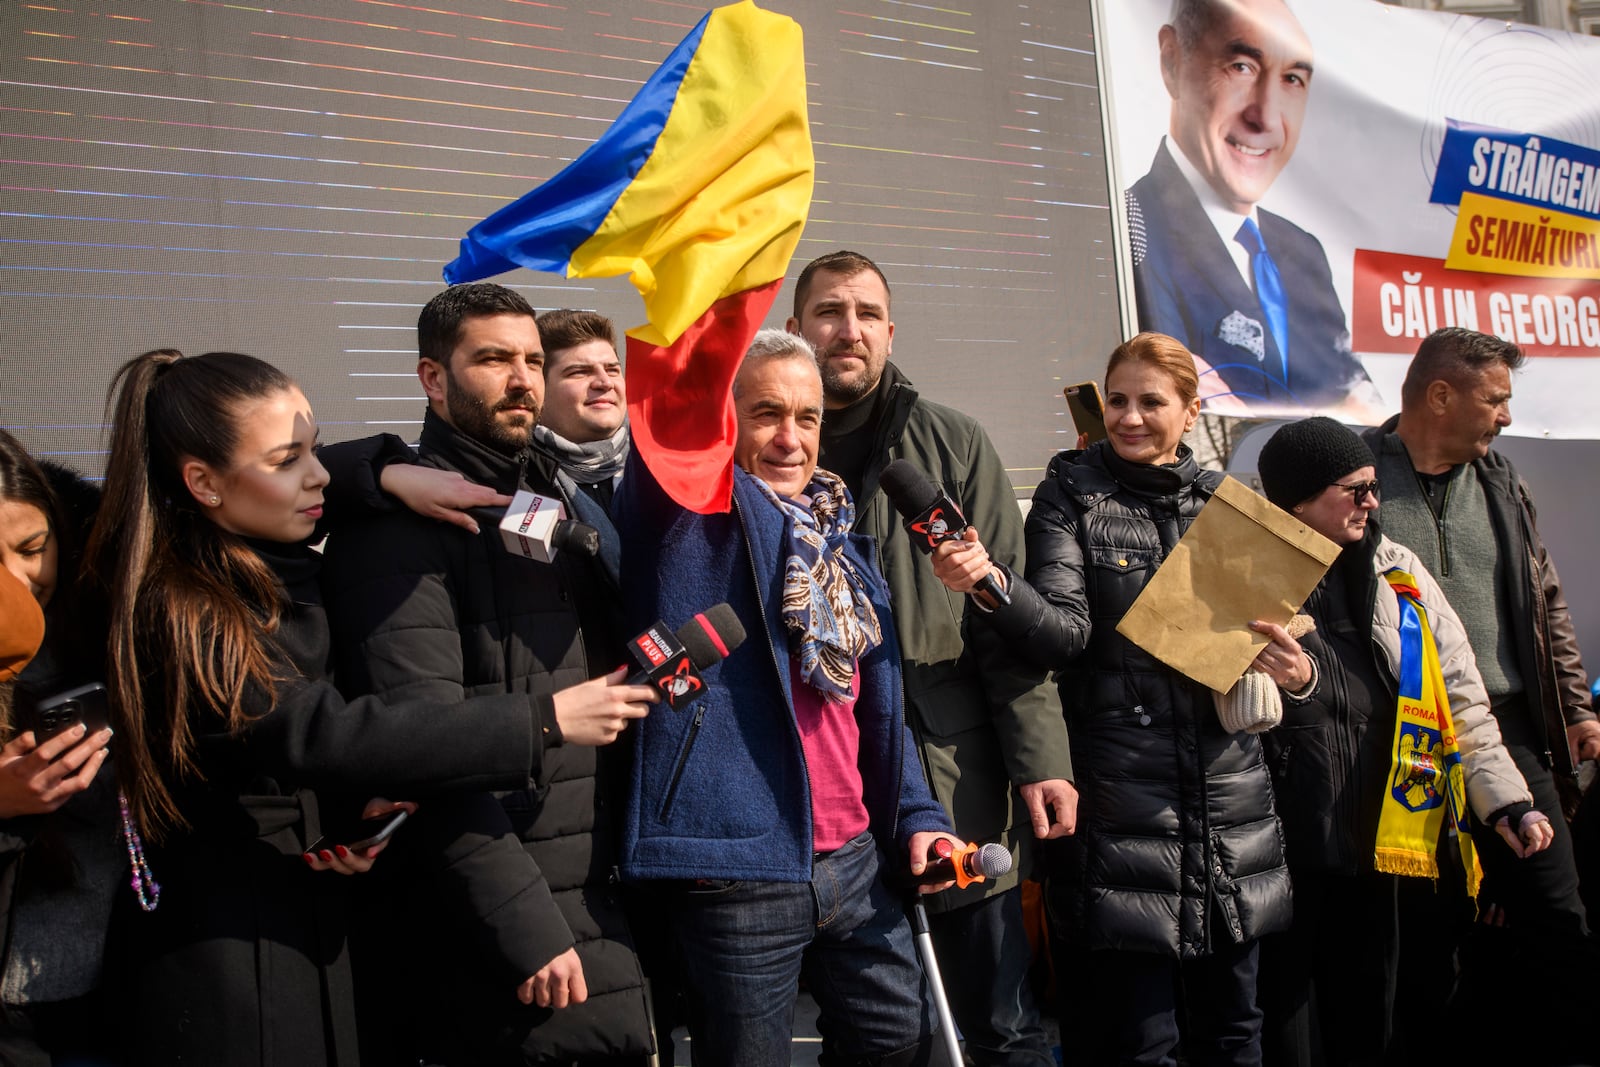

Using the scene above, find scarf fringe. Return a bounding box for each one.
[1373,847,1439,881]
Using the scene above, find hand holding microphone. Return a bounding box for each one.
[930,528,1004,598]
[550,669,660,746]
[906,832,1012,894]
[879,460,1010,607]
[624,604,747,711]
[556,606,748,745]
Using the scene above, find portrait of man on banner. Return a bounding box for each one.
[1120,0,1381,417]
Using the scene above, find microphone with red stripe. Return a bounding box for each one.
[625,604,747,711]
[879,459,1011,606]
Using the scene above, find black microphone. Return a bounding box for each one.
[912,840,1013,888]
[552,519,600,558]
[879,459,1011,606]
[625,603,747,711]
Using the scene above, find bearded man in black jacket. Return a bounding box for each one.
[322,283,659,1066]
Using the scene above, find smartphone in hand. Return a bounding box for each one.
[306,808,409,855]
[18,682,109,749]
[1064,382,1107,444]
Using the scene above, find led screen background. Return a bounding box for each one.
[1,0,1121,492]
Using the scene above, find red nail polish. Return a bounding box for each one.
[335,845,350,859]
[303,853,315,866]
[319,850,334,862]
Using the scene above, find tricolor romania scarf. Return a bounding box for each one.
[1373,568,1483,896]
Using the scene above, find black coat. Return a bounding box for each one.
[985,443,1290,958]
[321,412,651,1064]
[1261,534,1394,877]
[116,541,543,1067]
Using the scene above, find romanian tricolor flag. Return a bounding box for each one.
[443,1,813,513]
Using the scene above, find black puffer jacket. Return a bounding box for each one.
[990,443,1291,958]
[321,412,650,1064]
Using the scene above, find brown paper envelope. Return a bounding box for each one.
[1114,476,1340,693]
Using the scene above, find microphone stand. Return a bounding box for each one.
[907,898,965,1067]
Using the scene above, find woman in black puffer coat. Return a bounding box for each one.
[933,333,1290,1067]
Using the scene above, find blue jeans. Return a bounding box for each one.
[662,831,935,1067]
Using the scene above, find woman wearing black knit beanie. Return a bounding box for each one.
[1249,416,1550,1067]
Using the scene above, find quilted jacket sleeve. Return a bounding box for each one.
[980,481,1094,673]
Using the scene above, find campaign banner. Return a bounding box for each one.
[1096,0,1600,437]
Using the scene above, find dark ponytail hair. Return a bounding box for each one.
[85,349,300,839]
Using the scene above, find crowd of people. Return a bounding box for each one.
[1,249,1596,1067]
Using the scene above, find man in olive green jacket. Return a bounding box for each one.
[787,251,1076,1067]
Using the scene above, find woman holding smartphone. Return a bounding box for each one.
[88,349,653,1067]
[0,429,119,1065]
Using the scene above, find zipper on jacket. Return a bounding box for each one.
[734,493,815,838]
[659,704,705,820]
[1515,486,1558,767]
[848,525,908,844]
[1413,467,1453,577]
[1329,628,1357,869]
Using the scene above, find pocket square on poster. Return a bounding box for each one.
[1115,477,1339,694]
[1217,310,1266,361]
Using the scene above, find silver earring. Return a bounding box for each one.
[1293,505,1303,513]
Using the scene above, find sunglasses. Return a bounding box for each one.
[1329,479,1380,504]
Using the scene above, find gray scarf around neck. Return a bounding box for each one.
[533,421,630,487]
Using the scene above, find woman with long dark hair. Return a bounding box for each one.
[87,349,647,1066]
[0,428,119,1065]
[932,333,1292,1066]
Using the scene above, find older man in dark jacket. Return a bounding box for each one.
[786,251,1075,1066]
[616,328,958,1067]
[1364,326,1597,1065]
[323,283,658,1065]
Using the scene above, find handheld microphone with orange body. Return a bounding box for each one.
[915,839,1013,889]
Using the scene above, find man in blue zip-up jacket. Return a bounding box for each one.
[614,328,959,1067]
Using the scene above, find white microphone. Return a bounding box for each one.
[497,490,596,562]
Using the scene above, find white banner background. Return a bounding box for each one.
[1099,0,1600,438]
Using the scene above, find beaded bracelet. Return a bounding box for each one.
[118,791,161,912]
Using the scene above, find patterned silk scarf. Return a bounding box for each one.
[751,470,883,702]
[1373,568,1483,896]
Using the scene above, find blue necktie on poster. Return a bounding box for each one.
[1236,217,1288,384]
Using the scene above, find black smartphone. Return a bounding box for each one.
[19,682,109,746]
[307,808,409,855]
[1064,381,1107,443]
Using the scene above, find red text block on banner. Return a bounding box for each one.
[1352,250,1600,358]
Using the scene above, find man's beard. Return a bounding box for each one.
[445,374,539,452]
[818,345,883,406]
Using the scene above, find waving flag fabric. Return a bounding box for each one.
[443,1,813,513]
